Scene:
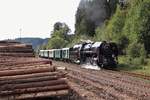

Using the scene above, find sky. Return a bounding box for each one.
[0,0,81,40]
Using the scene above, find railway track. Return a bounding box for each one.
[67,67,150,99]
[54,61,150,100]
[119,70,150,80]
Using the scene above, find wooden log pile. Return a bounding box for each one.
[0,41,69,100]
[0,66,69,100]
[0,40,34,57]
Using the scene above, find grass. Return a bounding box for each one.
[117,56,150,76]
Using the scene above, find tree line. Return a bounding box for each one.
[44,0,150,65]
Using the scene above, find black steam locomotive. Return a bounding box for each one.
[39,41,118,69]
[69,41,118,69]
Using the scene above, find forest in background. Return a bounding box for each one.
[44,0,150,74]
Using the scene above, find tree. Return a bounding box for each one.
[47,22,70,49]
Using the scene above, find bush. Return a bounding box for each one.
[126,41,147,65]
[117,35,129,54]
[127,41,146,58]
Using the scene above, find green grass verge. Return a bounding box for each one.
[117,56,150,75]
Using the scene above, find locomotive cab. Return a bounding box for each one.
[69,44,82,63]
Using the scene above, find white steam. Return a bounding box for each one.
[81,63,101,70]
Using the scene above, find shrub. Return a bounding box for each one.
[127,41,146,58]
[126,41,147,65]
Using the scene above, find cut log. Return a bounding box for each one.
[0,53,34,57]
[0,67,55,77]
[0,72,59,81]
[0,48,33,52]
[0,78,67,91]
[0,84,69,95]
[0,64,51,71]
[0,90,69,100]
[0,75,65,85]
[0,60,51,66]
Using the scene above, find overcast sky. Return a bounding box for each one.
[0,0,80,40]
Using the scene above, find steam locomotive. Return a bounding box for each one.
[39,41,118,69]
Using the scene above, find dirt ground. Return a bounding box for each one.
[53,61,150,100]
[1,56,150,100]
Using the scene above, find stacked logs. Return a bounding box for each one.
[0,40,34,57]
[0,60,69,100]
[0,41,69,100]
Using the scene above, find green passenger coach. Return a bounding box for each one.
[62,48,69,60]
[54,49,62,59]
[48,49,54,58]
